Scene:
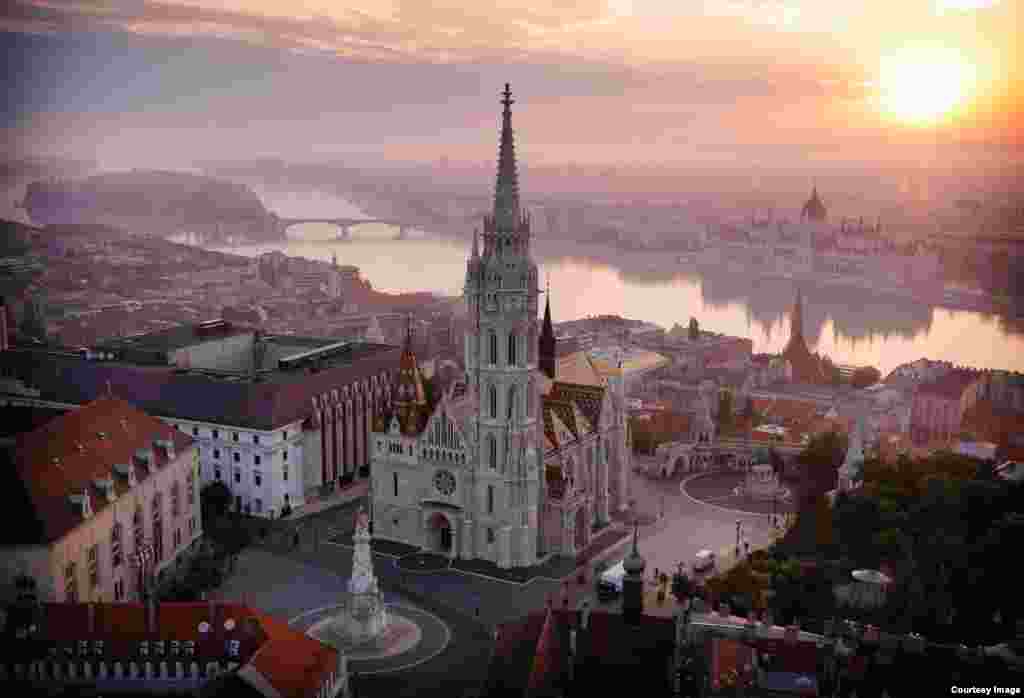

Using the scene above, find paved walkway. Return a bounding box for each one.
[285,480,369,521]
[683,472,798,516]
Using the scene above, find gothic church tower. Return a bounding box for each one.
[463,84,541,568]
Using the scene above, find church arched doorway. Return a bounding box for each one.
[429,512,453,554]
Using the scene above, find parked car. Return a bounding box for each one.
[693,549,716,572]
[597,560,626,601]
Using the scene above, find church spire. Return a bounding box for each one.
[493,83,520,231]
[539,277,556,380]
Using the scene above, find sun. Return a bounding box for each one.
[877,46,976,125]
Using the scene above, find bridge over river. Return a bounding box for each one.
[276,217,422,240]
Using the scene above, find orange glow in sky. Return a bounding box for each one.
[877,45,978,126]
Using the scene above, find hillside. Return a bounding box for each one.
[21,170,279,238]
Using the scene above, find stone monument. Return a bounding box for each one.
[740,462,789,501]
[331,507,389,643]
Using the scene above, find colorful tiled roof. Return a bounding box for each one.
[13,396,194,543]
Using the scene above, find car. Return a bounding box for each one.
[693,549,716,572]
[596,560,626,601]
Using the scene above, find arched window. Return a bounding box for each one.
[508,332,517,366]
[507,385,517,422]
[488,435,497,469]
[526,379,534,417]
[111,523,123,568]
[489,384,498,419]
[488,330,498,365]
[171,482,180,517]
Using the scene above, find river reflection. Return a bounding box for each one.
[214,203,1024,375]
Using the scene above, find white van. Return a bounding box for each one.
[597,561,626,600]
[694,549,716,572]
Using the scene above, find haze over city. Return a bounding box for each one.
[2,3,1024,698]
[3,0,1022,171]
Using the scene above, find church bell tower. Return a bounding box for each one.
[463,84,541,568]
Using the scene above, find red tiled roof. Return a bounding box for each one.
[14,396,194,543]
[247,610,339,698]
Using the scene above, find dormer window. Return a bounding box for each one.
[226,640,240,658]
[93,640,103,656]
[139,641,149,657]
[171,640,180,656]
[184,641,195,656]
[78,640,88,656]
[154,640,165,656]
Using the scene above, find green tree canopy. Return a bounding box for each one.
[851,366,882,389]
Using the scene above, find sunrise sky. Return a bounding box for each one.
[2,0,1021,170]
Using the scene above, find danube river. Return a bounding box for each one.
[211,188,1024,376]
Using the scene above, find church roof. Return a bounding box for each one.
[554,350,604,387]
[549,381,605,435]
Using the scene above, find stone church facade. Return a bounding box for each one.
[368,85,631,568]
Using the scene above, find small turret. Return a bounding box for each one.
[622,519,646,625]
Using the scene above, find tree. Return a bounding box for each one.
[200,481,232,527]
[851,366,882,389]
[796,431,848,502]
[688,317,700,341]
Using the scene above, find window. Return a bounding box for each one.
[187,472,195,502]
[487,528,495,544]
[133,508,144,550]
[171,482,180,517]
[212,430,219,439]
[254,435,260,445]
[489,385,497,419]
[283,449,288,461]
[173,529,181,547]
[393,473,398,497]
[213,449,220,460]
[114,579,124,601]
[111,523,123,568]
[214,467,222,481]
[171,641,180,657]
[254,455,261,466]
[234,469,240,484]
[227,640,240,658]
[189,517,195,535]
[487,485,494,514]
[254,471,262,487]
[283,466,289,482]
[192,427,198,436]
[64,562,77,602]
[526,380,534,417]
[507,386,517,421]
[254,499,262,513]
[233,452,240,463]
[508,332,517,366]
[233,432,239,442]
[88,545,99,588]
[488,435,497,469]
[488,330,498,364]
[283,430,288,440]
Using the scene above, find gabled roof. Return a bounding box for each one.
[550,381,605,434]
[12,396,194,544]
